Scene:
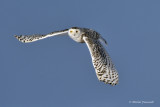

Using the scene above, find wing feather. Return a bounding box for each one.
[83,36,118,86]
[14,29,68,43]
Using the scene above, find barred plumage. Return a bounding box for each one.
[83,37,118,85]
[14,27,119,86]
[14,29,68,43]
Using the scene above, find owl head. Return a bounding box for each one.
[68,27,85,43]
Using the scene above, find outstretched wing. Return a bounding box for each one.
[83,36,118,86]
[14,29,68,43]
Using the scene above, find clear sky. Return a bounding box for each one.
[0,0,160,107]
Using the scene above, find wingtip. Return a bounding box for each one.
[14,35,19,39]
[104,81,118,86]
[14,35,25,43]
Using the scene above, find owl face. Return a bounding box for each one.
[68,27,84,43]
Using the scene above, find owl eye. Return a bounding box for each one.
[76,30,78,33]
[70,30,73,33]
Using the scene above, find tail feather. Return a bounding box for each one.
[99,36,107,46]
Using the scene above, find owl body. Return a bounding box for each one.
[68,27,101,43]
[15,27,119,86]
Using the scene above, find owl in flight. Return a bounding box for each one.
[15,27,119,86]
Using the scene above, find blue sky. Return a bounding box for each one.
[0,0,160,107]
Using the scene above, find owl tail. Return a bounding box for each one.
[99,36,107,46]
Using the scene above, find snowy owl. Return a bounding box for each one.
[14,27,119,86]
